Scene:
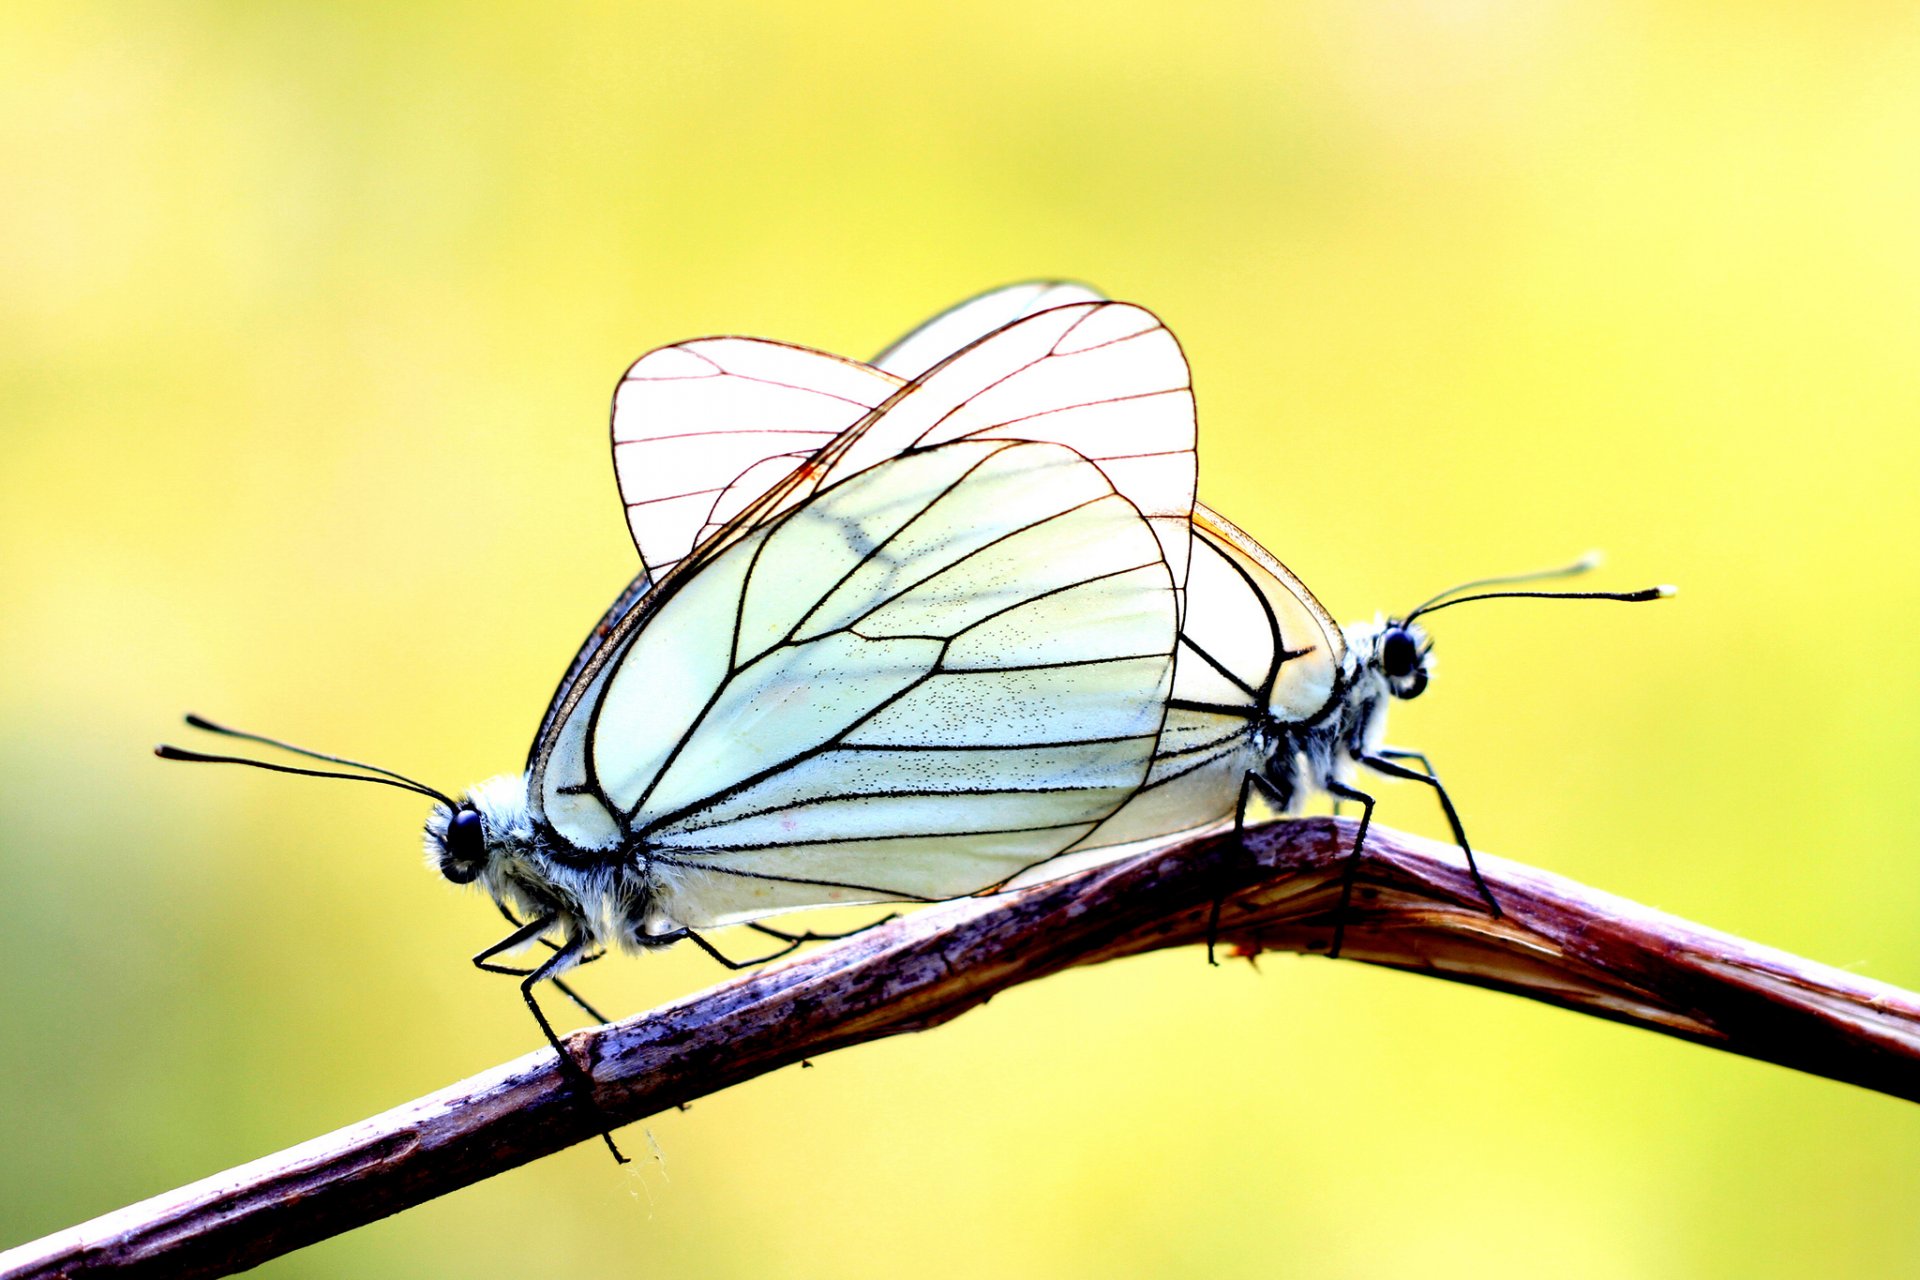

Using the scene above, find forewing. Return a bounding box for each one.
[611,301,1197,623]
[610,337,902,581]
[1191,503,1343,723]
[546,437,1179,924]
[871,280,1105,380]
[1048,506,1346,855]
[528,570,653,768]
[757,302,1198,620]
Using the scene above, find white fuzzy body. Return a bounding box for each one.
[1253,619,1403,815]
[424,773,679,956]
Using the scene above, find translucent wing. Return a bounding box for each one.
[611,300,1197,620]
[528,570,653,766]
[871,280,1105,381]
[1188,503,1344,724]
[534,437,1180,926]
[1068,504,1345,852]
[610,337,902,582]
[594,296,1325,864]
[690,303,1198,630]
[610,285,1111,584]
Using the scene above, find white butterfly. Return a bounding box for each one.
[428,301,1201,975]
[599,282,1674,955]
[166,300,1198,1166]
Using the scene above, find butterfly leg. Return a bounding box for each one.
[472,911,558,977]
[660,926,807,970]
[473,918,627,1164]
[1322,781,1376,959]
[745,914,899,946]
[484,902,612,1023]
[1363,749,1501,920]
[1208,772,1291,965]
[475,960,610,1024]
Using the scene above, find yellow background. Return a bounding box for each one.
[5,3,1919,1276]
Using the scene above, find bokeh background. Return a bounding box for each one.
[5,2,1920,1276]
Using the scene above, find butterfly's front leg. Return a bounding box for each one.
[472,904,611,1022]
[472,911,627,1163]
[1360,748,1500,920]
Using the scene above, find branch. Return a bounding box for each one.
[7,817,1919,1278]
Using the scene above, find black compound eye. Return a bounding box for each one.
[441,806,486,884]
[1380,628,1420,680]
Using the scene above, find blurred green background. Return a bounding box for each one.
[5,2,1919,1275]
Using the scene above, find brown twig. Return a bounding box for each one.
[6,817,1919,1278]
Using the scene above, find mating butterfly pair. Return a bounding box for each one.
[167,283,1666,1154]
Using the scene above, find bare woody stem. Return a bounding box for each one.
[6,817,1919,1279]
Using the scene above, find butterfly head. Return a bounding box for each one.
[423,773,535,890]
[427,802,489,885]
[1363,618,1431,702]
[1322,616,1432,764]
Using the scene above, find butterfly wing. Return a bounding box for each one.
[1063,505,1346,853]
[558,297,1196,819]
[528,570,654,766]
[610,337,903,583]
[611,285,1165,591]
[647,303,1198,633]
[870,280,1105,381]
[536,436,1181,926]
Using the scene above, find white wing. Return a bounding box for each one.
[609,338,902,582]
[595,291,1337,877]
[1073,505,1346,851]
[534,437,1180,926]
[871,280,1105,381]
[651,302,1198,627]
[1190,505,1344,725]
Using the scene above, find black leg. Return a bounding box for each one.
[473,917,626,1164]
[473,913,555,971]
[519,937,628,1165]
[1323,780,1376,959]
[1205,773,1261,965]
[652,926,806,970]
[482,904,611,1022]
[476,961,612,1025]
[516,939,585,1067]
[1363,749,1501,920]
[1208,772,1294,965]
[746,914,898,946]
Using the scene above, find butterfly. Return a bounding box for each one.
[602,281,1673,956]
[163,299,1203,1163]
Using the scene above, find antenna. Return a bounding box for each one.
[1406,583,1675,625]
[1401,551,1605,621]
[155,715,455,807]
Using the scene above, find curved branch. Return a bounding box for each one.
[6,818,1919,1278]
